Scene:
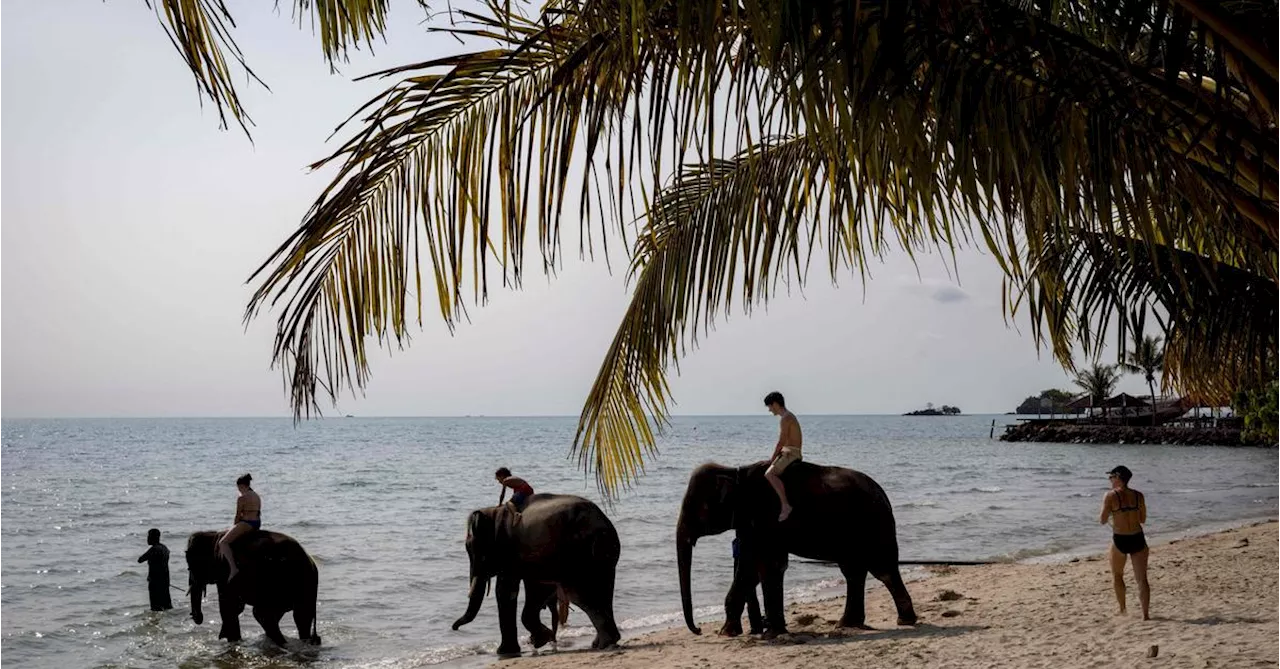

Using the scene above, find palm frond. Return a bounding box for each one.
[145,0,423,133]
[146,0,263,133]
[1016,229,1277,405]
[573,133,964,496]
[245,8,657,417]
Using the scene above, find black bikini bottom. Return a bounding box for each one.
[1113,532,1147,555]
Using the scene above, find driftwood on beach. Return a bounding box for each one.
[999,422,1269,446]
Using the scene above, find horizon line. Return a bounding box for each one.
[1,411,1010,420]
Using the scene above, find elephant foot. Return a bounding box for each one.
[529,627,554,649]
[897,614,919,626]
[217,628,242,643]
[308,635,323,645]
[717,620,744,637]
[590,634,619,650]
[496,642,522,657]
[760,629,781,640]
[837,616,872,630]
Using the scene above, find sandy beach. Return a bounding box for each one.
[509,520,1278,669]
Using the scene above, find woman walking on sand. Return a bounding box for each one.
[1099,465,1149,619]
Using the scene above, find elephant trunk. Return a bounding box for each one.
[677,526,701,635]
[452,576,488,630]
[190,581,205,625]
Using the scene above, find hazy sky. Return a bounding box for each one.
[1,3,1153,418]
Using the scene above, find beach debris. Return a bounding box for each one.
[1231,538,1249,548]
[1147,644,1159,658]
[940,610,962,618]
[794,613,818,626]
[935,590,964,602]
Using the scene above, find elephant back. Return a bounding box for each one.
[742,460,901,554]
[228,531,319,603]
[512,494,621,568]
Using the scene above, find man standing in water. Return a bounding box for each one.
[763,391,802,522]
[137,528,173,611]
[1099,465,1150,620]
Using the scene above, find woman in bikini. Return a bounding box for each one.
[218,473,262,580]
[1099,465,1149,620]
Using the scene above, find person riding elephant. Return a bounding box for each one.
[451,493,621,655]
[677,460,918,638]
[186,529,321,646]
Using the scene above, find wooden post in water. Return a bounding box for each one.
[989,419,996,439]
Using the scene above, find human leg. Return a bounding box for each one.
[1108,543,1128,615]
[218,523,250,580]
[1131,546,1151,620]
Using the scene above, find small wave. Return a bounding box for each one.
[346,643,492,667]
[896,500,938,509]
[1244,483,1276,488]
[970,486,1002,493]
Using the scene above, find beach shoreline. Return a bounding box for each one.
[497,519,1279,669]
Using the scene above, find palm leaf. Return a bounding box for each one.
[245,7,663,417]
[573,133,966,495]
[144,0,423,133]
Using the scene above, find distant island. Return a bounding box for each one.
[904,403,961,416]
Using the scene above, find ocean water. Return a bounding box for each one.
[2,415,1276,668]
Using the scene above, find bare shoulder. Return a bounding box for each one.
[783,413,800,426]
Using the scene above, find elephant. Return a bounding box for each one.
[186,530,321,646]
[677,460,918,638]
[451,494,622,656]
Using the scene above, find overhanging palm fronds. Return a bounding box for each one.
[573,132,969,495]
[1015,228,1277,405]
[244,7,671,417]
[232,0,1279,495]
[144,0,419,133]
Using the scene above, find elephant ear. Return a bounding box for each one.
[467,511,497,564]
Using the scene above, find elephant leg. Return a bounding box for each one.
[837,563,870,629]
[746,580,764,635]
[521,581,555,649]
[719,560,761,637]
[252,607,288,646]
[293,603,321,645]
[495,575,522,656]
[216,586,244,642]
[570,573,620,649]
[758,558,788,638]
[871,566,919,625]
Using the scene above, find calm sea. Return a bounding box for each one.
[2,415,1276,668]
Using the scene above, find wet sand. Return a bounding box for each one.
[507,520,1278,669]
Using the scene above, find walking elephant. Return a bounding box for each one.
[451,494,621,655]
[677,461,917,637]
[186,530,321,646]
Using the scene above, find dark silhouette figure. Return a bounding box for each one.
[138,528,173,611]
